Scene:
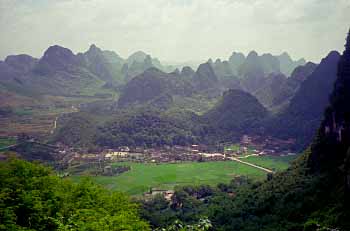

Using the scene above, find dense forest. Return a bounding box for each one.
[52,88,268,149]
[0,158,150,231]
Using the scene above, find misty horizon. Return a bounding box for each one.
[1,0,349,63]
[1,43,311,66]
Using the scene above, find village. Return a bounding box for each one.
[1,134,297,200]
[57,135,297,166]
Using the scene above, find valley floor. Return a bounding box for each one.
[70,156,292,195]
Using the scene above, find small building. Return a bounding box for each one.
[105,151,128,160]
[164,190,175,201]
[120,146,130,152]
[103,165,112,175]
[146,188,175,201]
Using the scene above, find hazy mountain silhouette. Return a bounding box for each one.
[268,51,341,150]
[277,52,306,76]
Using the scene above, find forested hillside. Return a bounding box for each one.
[266,51,340,150]
[141,29,350,231]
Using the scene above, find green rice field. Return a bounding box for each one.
[0,137,17,150]
[71,155,294,195]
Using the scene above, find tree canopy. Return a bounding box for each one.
[0,158,150,231]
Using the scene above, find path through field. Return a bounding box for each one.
[0,144,18,151]
[228,157,274,173]
[50,117,58,134]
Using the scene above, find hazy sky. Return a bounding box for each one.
[0,0,349,63]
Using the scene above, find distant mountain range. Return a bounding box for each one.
[211,50,306,79]
[0,44,177,103]
[2,43,338,151]
[0,44,306,99]
[117,68,193,109]
[207,50,310,110]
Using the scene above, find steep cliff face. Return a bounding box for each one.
[252,72,287,108]
[277,52,306,76]
[34,45,82,75]
[266,51,340,150]
[4,54,38,73]
[123,51,165,81]
[228,52,245,75]
[180,66,195,79]
[79,44,125,84]
[239,51,265,92]
[192,63,219,91]
[271,62,317,108]
[118,68,193,108]
[308,30,350,178]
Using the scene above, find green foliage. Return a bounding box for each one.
[204,89,268,136]
[141,176,252,229]
[156,218,212,231]
[52,112,99,148]
[141,151,350,230]
[0,137,16,149]
[53,89,270,149]
[10,142,57,161]
[0,158,150,231]
[169,95,219,115]
[95,108,203,148]
[224,144,240,152]
[243,155,294,170]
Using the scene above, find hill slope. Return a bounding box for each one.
[204,89,268,135]
[0,45,114,98]
[117,68,193,108]
[267,51,341,150]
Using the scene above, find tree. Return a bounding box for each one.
[156,218,212,231]
[0,158,150,231]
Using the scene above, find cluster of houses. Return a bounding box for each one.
[55,135,296,167]
[102,145,228,163]
[238,135,297,157]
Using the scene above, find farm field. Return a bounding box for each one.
[242,155,296,170]
[71,156,292,195]
[0,137,17,149]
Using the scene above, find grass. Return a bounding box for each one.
[71,158,291,195]
[13,108,34,116]
[243,155,296,171]
[0,137,16,149]
[224,144,241,152]
[170,95,219,115]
